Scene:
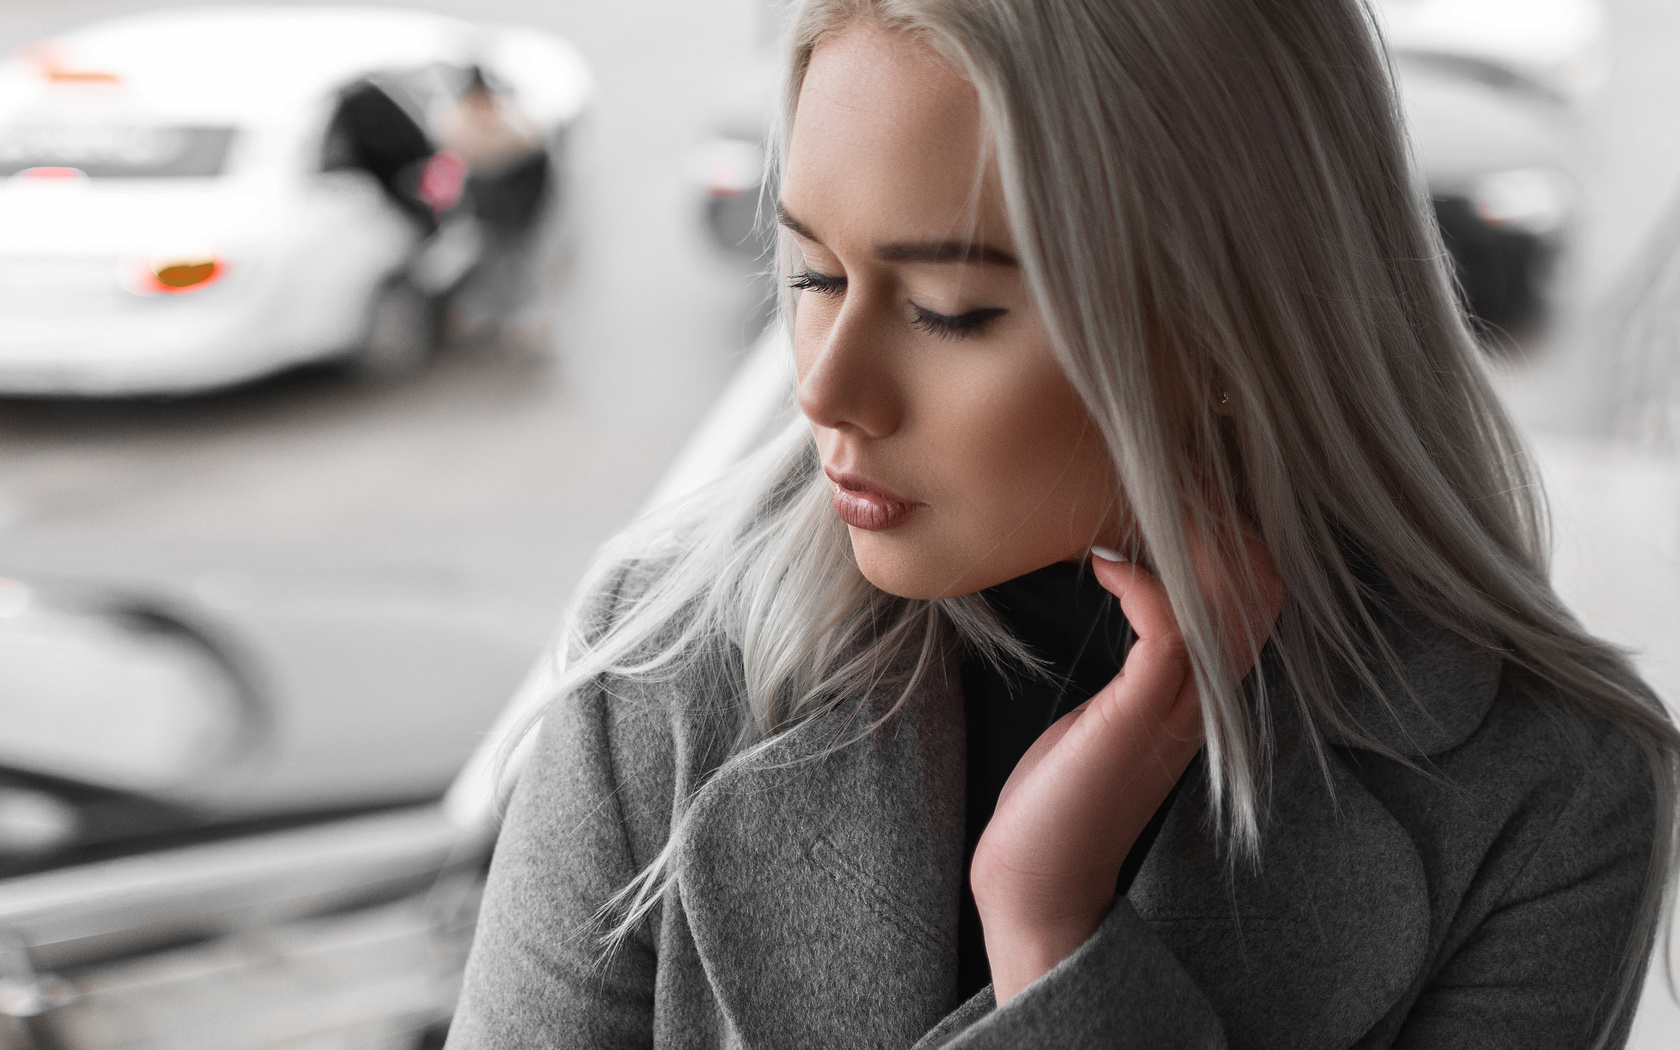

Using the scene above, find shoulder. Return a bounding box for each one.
[1343,661,1661,924]
[523,555,746,868]
[1323,601,1661,844]
[1442,666,1656,834]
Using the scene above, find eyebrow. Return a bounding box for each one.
[778,203,1019,268]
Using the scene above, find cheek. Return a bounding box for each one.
[791,298,834,376]
[919,350,1118,560]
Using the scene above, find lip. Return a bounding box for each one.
[824,466,924,531]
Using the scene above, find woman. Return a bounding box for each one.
[448,1,1680,1046]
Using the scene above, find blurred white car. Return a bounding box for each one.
[0,6,592,397]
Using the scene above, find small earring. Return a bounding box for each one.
[1218,391,1230,405]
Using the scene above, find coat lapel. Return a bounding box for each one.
[1128,711,1431,1050]
[678,653,967,1049]
[676,604,1499,1050]
[1129,615,1501,1050]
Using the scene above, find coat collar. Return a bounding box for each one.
[676,619,1499,1047]
[1322,603,1503,755]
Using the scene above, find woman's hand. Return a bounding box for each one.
[970,533,1285,1005]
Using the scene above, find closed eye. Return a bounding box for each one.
[788,268,846,296]
[789,268,1006,339]
[910,303,1007,339]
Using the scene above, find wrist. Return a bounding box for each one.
[977,901,1109,1005]
[969,848,1116,944]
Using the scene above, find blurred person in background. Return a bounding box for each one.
[448,1,1680,1047]
[436,65,548,226]
[427,64,552,329]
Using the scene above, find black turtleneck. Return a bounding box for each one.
[955,559,1184,1001]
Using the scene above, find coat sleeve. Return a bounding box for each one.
[911,901,1228,1049]
[445,670,660,1050]
[1385,730,1659,1050]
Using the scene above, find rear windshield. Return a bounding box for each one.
[0,124,237,178]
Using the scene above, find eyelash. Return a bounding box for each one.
[787,268,1007,339]
[787,269,846,296]
[910,304,1008,340]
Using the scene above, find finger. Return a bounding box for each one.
[1098,529,1286,686]
[1085,552,1197,727]
[1087,551,1182,652]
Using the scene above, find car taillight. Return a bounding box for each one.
[131,255,225,295]
[1471,169,1572,236]
[21,43,124,86]
[13,167,88,181]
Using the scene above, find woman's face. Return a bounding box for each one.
[783,21,1121,600]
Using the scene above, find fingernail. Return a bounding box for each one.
[1089,545,1124,563]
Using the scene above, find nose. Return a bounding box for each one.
[795,294,902,439]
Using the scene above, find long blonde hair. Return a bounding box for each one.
[534,0,1677,1032]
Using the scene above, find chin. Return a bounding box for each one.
[849,529,971,601]
[849,526,1077,601]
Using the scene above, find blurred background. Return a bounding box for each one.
[0,0,1678,1047]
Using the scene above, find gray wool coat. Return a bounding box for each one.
[447,585,1659,1049]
